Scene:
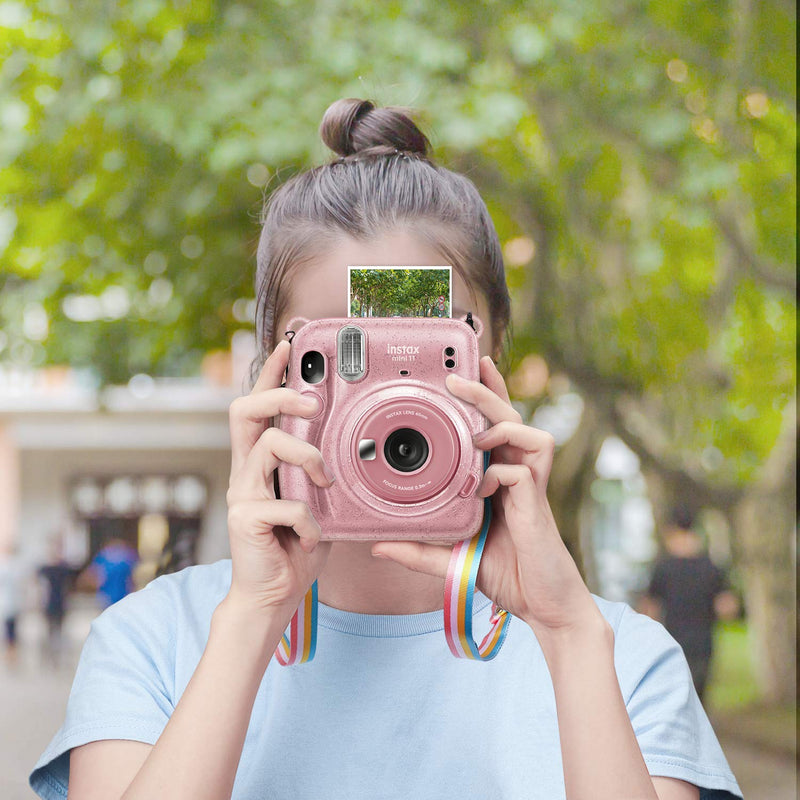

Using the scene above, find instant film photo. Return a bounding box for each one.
[348,266,452,318]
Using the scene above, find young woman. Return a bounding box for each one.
[30,99,743,800]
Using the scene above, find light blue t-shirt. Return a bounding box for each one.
[30,559,743,799]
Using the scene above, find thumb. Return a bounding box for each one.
[371,541,453,579]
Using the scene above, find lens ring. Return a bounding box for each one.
[384,428,429,473]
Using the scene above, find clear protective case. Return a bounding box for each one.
[276,315,488,542]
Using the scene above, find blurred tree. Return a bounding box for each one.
[1,0,794,700]
[449,0,796,704]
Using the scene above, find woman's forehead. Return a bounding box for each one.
[283,263,477,318]
[282,233,481,319]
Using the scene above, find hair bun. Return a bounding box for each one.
[319,98,431,159]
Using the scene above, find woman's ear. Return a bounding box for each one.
[284,316,310,339]
[462,312,485,339]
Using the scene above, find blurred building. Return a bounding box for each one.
[0,338,253,587]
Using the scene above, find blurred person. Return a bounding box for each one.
[38,537,81,668]
[79,536,140,609]
[640,503,740,705]
[30,99,743,800]
[0,544,31,669]
[156,528,197,578]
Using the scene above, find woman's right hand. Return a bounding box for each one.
[224,338,334,619]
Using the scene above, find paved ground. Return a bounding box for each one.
[2,608,796,799]
[712,735,796,799]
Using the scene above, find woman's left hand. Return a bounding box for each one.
[371,356,607,646]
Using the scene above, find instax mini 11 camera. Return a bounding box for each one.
[276,315,488,542]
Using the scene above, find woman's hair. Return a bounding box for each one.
[250,98,512,388]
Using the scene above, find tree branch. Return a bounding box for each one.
[711,205,796,293]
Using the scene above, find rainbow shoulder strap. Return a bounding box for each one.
[275,452,511,665]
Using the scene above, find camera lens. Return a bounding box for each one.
[444,358,456,368]
[444,346,455,356]
[384,428,429,472]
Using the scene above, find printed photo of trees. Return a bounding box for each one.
[348,268,451,318]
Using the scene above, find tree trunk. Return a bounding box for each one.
[547,399,607,581]
[731,398,796,706]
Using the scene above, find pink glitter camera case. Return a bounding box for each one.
[276,315,488,542]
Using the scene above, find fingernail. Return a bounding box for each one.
[372,551,389,560]
[448,373,467,383]
[472,430,489,443]
[323,463,336,483]
[301,395,320,412]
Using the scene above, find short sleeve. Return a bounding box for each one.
[614,604,744,799]
[29,578,177,800]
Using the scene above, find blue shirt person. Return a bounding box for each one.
[30,560,743,799]
[86,538,139,608]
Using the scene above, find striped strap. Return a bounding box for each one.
[274,580,318,665]
[274,452,510,665]
[442,455,512,660]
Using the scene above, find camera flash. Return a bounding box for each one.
[338,325,366,381]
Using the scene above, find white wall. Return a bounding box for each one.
[18,448,232,567]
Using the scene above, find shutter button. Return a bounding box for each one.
[458,472,480,497]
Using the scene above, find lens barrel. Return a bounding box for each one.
[384,428,429,472]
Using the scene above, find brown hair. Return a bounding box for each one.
[251,98,512,387]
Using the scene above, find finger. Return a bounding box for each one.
[228,498,322,552]
[445,373,522,425]
[232,339,291,471]
[370,541,453,579]
[252,338,291,394]
[476,464,539,513]
[479,356,511,404]
[229,388,320,476]
[475,464,543,559]
[230,427,334,502]
[476,422,555,485]
[473,420,555,456]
